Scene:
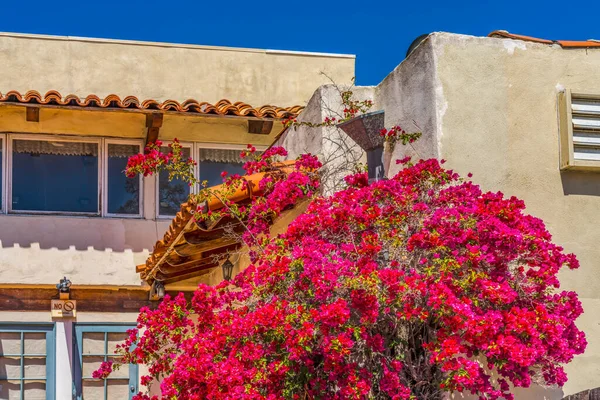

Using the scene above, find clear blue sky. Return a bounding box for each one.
[2,0,599,86]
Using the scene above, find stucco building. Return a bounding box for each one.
[0,32,354,399]
[277,31,600,399]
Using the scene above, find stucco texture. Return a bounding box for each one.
[429,32,600,398]
[0,33,354,108]
[296,31,600,398]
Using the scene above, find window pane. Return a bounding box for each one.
[0,138,3,210]
[23,357,45,379]
[107,357,128,379]
[23,381,46,399]
[108,144,140,215]
[0,357,21,379]
[200,161,246,187]
[82,356,104,378]
[0,380,20,400]
[107,380,130,398]
[107,332,127,354]
[82,379,104,400]
[24,333,45,355]
[0,333,21,355]
[158,146,191,216]
[12,140,98,212]
[82,333,105,355]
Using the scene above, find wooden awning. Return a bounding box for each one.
[137,161,296,285]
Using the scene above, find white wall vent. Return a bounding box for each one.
[559,90,600,170]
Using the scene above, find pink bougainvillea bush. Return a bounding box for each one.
[99,149,586,399]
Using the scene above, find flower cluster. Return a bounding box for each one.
[380,126,422,147]
[99,155,586,399]
[124,139,197,182]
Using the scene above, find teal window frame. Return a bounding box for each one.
[0,323,56,400]
[73,324,138,400]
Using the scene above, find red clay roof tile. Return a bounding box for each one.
[0,90,304,119]
[489,30,600,48]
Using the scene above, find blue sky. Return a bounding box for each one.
[2,0,599,86]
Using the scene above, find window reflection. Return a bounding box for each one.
[12,140,98,213]
[107,144,140,215]
[158,146,191,216]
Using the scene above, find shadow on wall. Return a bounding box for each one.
[561,171,600,197]
[0,215,169,252]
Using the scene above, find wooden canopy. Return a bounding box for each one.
[137,161,296,286]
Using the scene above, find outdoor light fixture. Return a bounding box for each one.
[221,258,234,281]
[150,281,166,301]
[56,276,72,300]
[337,110,386,183]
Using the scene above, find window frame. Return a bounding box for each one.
[0,323,56,400]
[3,133,144,218]
[73,323,138,400]
[155,142,269,218]
[559,89,600,170]
[7,134,103,216]
[102,139,144,218]
[155,140,196,219]
[0,134,6,214]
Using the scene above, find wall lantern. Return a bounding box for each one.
[337,110,386,182]
[222,258,234,281]
[56,276,72,300]
[149,280,165,301]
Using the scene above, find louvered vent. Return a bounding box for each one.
[559,91,600,170]
[572,97,600,161]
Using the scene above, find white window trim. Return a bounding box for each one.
[0,133,7,214]
[4,133,144,218]
[103,139,144,218]
[7,133,103,216]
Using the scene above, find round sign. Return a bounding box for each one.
[63,301,75,312]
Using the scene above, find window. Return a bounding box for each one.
[73,324,137,400]
[11,139,99,213]
[157,144,192,217]
[198,148,246,187]
[105,142,142,216]
[0,324,56,400]
[559,90,600,170]
[5,135,143,217]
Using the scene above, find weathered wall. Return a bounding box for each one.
[0,171,167,286]
[0,32,355,107]
[298,31,600,398]
[274,84,371,194]
[376,36,440,176]
[428,32,600,397]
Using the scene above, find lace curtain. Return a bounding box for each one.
[13,140,99,156]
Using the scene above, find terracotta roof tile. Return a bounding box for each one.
[0,90,304,119]
[489,30,600,48]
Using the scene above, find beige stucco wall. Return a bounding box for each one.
[0,31,354,290]
[0,170,170,286]
[0,32,355,108]
[293,31,600,398]
[424,32,600,398]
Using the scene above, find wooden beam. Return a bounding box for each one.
[172,237,239,258]
[248,119,273,134]
[157,265,218,284]
[145,113,164,145]
[0,287,194,312]
[26,107,39,122]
